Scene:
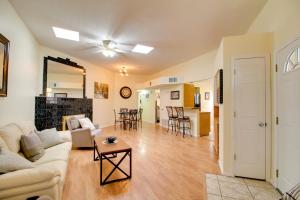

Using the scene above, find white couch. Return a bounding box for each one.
[0,122,72,200]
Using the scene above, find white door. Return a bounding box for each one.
[233,57,266,179]
[277,38,300,193]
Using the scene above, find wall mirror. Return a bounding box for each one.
[43,56,86,98]
[0,34,10,97]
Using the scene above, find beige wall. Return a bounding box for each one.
[150,50,217,82]
[0,0,40,126]
[248,0,300,50]
[114,74,147,112]
[159,84,184,127]
[216,33,273,176]
[247,0,300,184]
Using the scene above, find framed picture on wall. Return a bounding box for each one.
[170,90,180,100]
[214,69,223,104]
[94,82,109,99]
[205,92,210,100]
[54,93,67,98]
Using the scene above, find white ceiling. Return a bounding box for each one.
[10,0,267,75]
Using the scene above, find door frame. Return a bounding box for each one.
[231,54,271,181]
[275,35,300,189]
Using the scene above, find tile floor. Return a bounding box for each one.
[205,174,282,200]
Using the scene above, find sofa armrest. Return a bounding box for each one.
[0,167,60,190]
[71,128,91,135]
[94,124,99,129]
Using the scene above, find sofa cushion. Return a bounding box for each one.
[0,136,8,150]
[36,160,68,182]
[20,132,45,162]
[0,149,35,174]
[36,128,64,149]
[15,121,37,135]
[0,123,23,153]
[59,130,72,142]
[34,142,71,165]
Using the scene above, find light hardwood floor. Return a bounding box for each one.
[62,123,220,200]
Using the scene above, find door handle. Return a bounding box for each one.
[258,122,265,127]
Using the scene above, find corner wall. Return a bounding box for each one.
[0,0,40,126]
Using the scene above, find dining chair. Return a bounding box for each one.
[113,109,123,130]
[128,109,138,130]
[175,107,191,137]
[138,108,143,128]
[166,106,177,133]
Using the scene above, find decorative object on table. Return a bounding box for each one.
[170,90,180,100]
[94,82,109,99]
[54,93,67,98]
[0,34,10,97]
[105,136,117,144]
[120,86,132,99]
[205,92,210,100]
[214,69,223,104]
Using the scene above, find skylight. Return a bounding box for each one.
[52,27,79,41]
[132,44,154,54]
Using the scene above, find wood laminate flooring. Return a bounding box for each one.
[62,123,220,200]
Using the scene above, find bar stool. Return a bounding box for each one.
[166,106,177,133]
[175,107,191,137]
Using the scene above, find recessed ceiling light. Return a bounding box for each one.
[132,44,154,54]
[52,27,79,41]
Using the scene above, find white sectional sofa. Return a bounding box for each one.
[0,122,72,200]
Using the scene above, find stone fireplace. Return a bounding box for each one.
[35,96,93,131]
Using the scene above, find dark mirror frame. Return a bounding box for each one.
[42,56,86,98]
[0,34,10,97]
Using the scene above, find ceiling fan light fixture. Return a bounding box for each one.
[120,67,129,76]
[132,44,154,54]
[102,49,116,57]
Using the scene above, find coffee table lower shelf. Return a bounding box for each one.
[93,141,132,185]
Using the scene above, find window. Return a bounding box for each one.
[284,47,300,72]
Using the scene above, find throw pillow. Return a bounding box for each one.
[70,118,81,130]
[78,118,96,130]
[20,132,45,162]
[281,183,300,200]
[0,123,24,153]
[0,149,34,174]
[36,128,64,149]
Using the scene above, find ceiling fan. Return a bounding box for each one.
[89,40,154,57]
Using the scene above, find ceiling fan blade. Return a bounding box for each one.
[114,48,127,53]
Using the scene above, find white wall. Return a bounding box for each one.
[39,46,116,128]
[113,74,147,112]
[159,84,184,127]
[0,0,40,126]
[150,50,217,82]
